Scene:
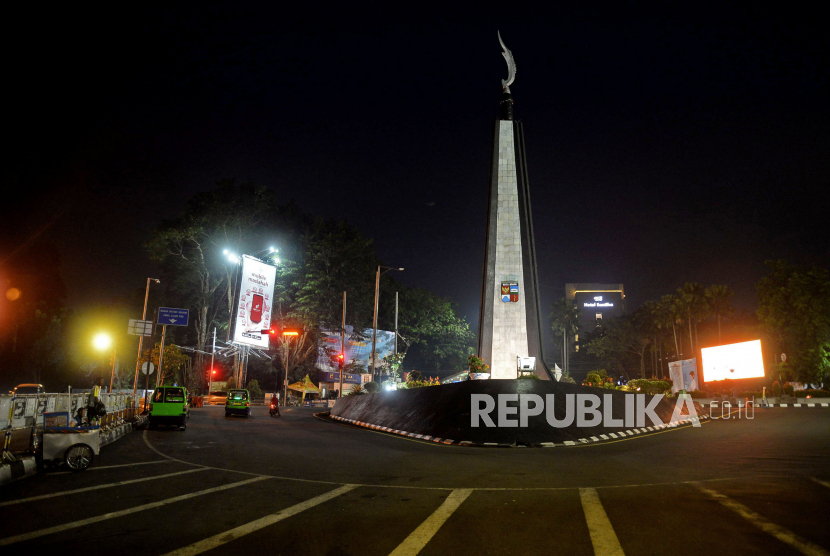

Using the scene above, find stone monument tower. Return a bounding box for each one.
[477,32,551,380]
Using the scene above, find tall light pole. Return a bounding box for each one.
[133,278,160,397]
[370,266,404,380]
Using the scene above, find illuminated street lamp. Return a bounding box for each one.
[93,333,116,392]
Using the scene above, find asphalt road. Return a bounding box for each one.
[2,404,829,555]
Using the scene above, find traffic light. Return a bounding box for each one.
[211,369,216,375]
[338,353,344,370]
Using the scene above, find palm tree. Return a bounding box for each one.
[660,294,682,359]
[705,285,735,342]
[550,298,580,374]
[677,283,707,355]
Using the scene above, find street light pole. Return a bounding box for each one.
[339,291,346,398]
[370,266,404,380]
[134,278,160,398]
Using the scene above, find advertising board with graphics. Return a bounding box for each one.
[668,358,699,393]
[701,340,765,382]
[318,326,395,371]
[232,255,277,348]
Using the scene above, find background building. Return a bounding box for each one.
[565,283,626,353]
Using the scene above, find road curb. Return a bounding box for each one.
[702,403,830,408]
[325,413,709,448]
[0,455,37,485]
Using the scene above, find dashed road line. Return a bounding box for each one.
[388,489,473,556]
[580,487,626,556]
[163,484,358,556]
[0,467,208,507]
[0,476,269,546]
[695,484,830,556]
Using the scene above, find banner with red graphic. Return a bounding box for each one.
[232,255,277,348]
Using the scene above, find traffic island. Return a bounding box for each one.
[329,380,706,447]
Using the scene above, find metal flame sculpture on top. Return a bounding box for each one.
[477,32,551,380]
[498,31,516,93]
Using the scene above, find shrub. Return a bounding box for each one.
[404,376,440,389]
[560,376,576,384]
[689,390,711,399]
[347,384,365,396]
[626,379,673,396]
[406,370,423,383]
[363,381,380,394]
[772,381,782,397]
[518,373,540,380]
[585,370,608,387]
[246,379,263,399]
[737,391,763,399]
[783,383,795,396]
[468,355,489,373]
[795,389,830,398]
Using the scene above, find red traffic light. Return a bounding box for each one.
[211,370,216,375]
[338,353,344,360]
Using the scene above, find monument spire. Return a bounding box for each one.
[478,32,550,380]
[497,31,515,120]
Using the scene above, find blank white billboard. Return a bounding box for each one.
[701,340,765,381]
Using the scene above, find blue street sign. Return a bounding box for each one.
[158,307,190,326]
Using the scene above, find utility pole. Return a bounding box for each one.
[339,291,346,398]
[109,348,117,393]
[134,278,159,397]
[156,324,167,388]
[208,328,216,395]
[370,266,381,380]
[370,266,404,380]
[394,291,399,357]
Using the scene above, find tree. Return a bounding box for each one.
[658,294,682,359]
[585,312,652,379]
[147,180,283,372]
[140,343,190,387]
[676,282,707,355]
[278,218,378,330]
[391,287,475,371]
[757,260,830,383]
[550,298,580,368]
[705,285,735,342]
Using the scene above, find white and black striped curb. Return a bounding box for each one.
[702,403,830,408]
[100,415,145,447]
[328,413,708,448]
[0,456,36,486]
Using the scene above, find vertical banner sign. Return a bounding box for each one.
[233,255,277,348]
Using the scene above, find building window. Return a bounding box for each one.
[574,334,579,342]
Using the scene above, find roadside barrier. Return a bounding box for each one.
[1,393,141,458]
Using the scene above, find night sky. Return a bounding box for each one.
[4,4,828,338]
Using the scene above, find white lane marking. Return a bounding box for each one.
[810,477,830,489]
[53,460,173,474]
[696,484,830,556]
[388,489,472,556]
[0,476,269,546]
[579,488,626,556]
[163,484,358,555]
[0,468,207,507]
